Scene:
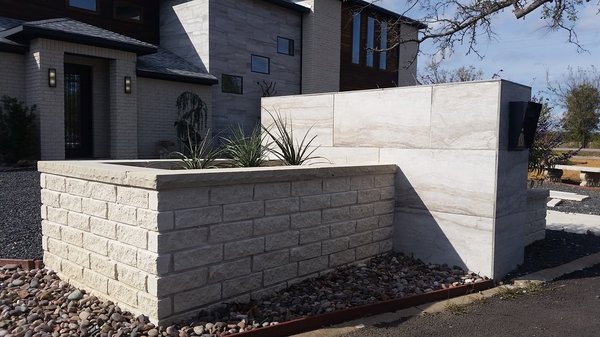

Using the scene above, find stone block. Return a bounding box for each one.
[208,258,251,283]
[372,227,393,241]
[373,200,394,215]
[138,293,172,321]
[47,238,68,257]
[117,224,148,249]
[223,201,264,222]
[224,237,265,260]
[210,185,254,205]
[47,207,68,225]
[322,207,350,224]
[330,221,356,238]
[61,226,83,247]
[265,231,299,251]
[265,197,299,216]
[263,263,298,286]
[66,178,93,197]
[323,177,350,193]
[175,206,222,228]
[254,182,291,200]
[253,215,290,235]
[351,176,374,190]
[90,217,117,239]
[82,269,109,293]
[222,273,262,298]
[43,252,62,272]
[67,212,90,231]
[90,253,117,279]
[357,189,381,204]
[117,186,149,208]
[173,284,222,314]
[209,221,253,243]
[291,211,321,229]
[137,209,174,231]
[45,175,66,192]
[149,227,208,253]
[107,279,138,307]
[356,242,380,260]
[41,189,61,207]
[290,242,321,262]
[374,174,395,188]
[321,237,349,255]
[299,225,330,244]
[151,188,209,211]
[90,182,117,202]
[251,283,288,301]
[61,259,83,280]
[329,249,355,267]
[149,268,207,296]
[116,263,147,291]
[82,233,108,256]
[60,193,81,213]
[330,191,357,207]
[350,204,374,219]
[174,245,223,271]
[82,198,108,218]
[300,194,331,211]
[349,232,372,248]
[108,241,137,266]
[378,214,394,228]
[298,256,329,275]
[41,220,61,239]
[252,249,289,271]
[108,203,137,225]
[380,186,395,200]
[356,216,379,232]
[137,250,171,275]
[291,180,322,196]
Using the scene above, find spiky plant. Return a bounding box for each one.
[170,128,220,169]
[222,125,267,167]
[261,110,321,165]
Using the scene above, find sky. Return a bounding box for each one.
[376,1,600,106]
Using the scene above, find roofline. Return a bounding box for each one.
[262,0,310,13]
[137,69,219,85]
[0,40,27,54]
[344,0,427,29]
[0,24,157,55]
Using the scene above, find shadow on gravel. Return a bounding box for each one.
[503,229,600,281]
[555,263,600,281]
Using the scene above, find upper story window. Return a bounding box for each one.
[379,21,388,70]
[67,0,97,12]
[277,37,294,56]
[366,17,375,67]
[222,74,243,95]
[114,1,143,22]
[251,55,270,74]
[351,12,361,64]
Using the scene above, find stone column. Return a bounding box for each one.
[109,58,138,159]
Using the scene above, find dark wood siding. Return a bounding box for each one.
[340,2,400,91]
[0,0,159,44]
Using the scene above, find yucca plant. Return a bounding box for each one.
[222,125,268,167]
[262,110,321,165]
[171,128,220,169]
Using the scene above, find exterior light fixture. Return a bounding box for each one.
[48,68,57,87]
[124,76,132,94]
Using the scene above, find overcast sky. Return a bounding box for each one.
[377,1,600,102]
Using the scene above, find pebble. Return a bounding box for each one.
[67,290,83,301]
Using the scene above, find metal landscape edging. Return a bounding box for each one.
[0,259,43,270]
[235,279,495,337]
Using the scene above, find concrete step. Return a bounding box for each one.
[549,190,590,202]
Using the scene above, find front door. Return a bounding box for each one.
[64,64,93,158]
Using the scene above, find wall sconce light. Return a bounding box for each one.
[48,68,57,87]
[124,76,132,94]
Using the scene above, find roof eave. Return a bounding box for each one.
[345,0,427,30]
[136,69,219,86]
[263,0,310,13]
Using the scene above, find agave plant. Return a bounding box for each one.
[262,110,321,165]
[171,128,220,169]
[222,125,268,167]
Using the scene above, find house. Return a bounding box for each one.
[0,0,424,160]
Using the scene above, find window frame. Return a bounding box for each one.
[351,11,361,65]
[221,74,243,95]
[250,54,271,75]
[379,21,388,70]
[113,0,144,23]
[66,0,98,13]
[277,36,295,56]
[366,16,375,68]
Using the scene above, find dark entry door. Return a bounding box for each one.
[64,64,93,158]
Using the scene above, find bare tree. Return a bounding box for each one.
[418,59,485,84]
[359,0,599,57]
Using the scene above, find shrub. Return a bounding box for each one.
[0,96,38,163]
[262,110,322,166]
[222,125,267,167]
[170,128,220,170]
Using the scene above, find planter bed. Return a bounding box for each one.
[38,160,398,324]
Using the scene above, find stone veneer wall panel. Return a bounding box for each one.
[39,161,396,324]
[525,189,549,245]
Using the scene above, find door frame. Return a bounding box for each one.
[64,63,94,159]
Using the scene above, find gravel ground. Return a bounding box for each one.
[0,170,42,260]
[0,254,485,337]
[543,181,600,215]
[503,229,600,281]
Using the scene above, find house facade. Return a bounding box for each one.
[0,0,423,160]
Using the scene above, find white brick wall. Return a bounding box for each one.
[525,189,549,244]
[39,161,396,324]
[137,77,212,158]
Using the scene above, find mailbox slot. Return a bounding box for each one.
[508,101,542,151]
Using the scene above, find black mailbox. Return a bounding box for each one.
[508,101,542,151]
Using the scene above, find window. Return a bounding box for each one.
[251,55,270,74]
[277,37,294,56]
[115,1,143,22]
[222,74,243,94]
[379,21,388,70]
[351,12,361,64]
[67,0,97,12]
[366,17,375,67]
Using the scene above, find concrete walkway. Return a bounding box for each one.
[546,210,600,235]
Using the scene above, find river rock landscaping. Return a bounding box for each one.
[0,253,485,337]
